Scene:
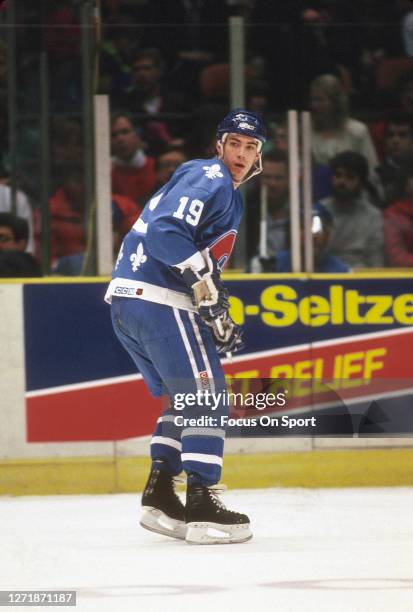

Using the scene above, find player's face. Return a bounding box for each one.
[221,134,259,185]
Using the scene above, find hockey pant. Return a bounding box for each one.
[111,296,229,486]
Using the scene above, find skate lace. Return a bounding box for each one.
[207,484,228,510]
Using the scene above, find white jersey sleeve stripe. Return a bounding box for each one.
[175,250,206,272]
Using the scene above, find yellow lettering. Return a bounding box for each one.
[259,284,413,329]
[233,370,259,379]
[393,294,413,324]
[365,296,393,324]
[363,348,386,379]
[270,364,294,378]
[333,354,343,378]
[345,291,366,324]
[330,285,344,324]
[228,296,245,325]
[312,377,329,394]
[342,351,364,378]
[294,360,314,378]
[313,358,324,377]
[261,285,297,327]
[298,295,330,326]
[291,379,313,397]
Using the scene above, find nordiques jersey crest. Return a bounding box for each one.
[208,230,237,269]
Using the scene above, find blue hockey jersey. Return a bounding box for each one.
[110,158,243,294]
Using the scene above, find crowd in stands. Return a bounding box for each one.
[2,0,413,276]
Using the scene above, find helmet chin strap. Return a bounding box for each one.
[217,133,263,186]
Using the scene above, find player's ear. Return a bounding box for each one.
[216,141,223,159]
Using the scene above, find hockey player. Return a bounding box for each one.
[105,109,266,544]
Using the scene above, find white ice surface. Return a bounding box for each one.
[1,488,413,612]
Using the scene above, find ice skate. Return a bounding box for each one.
[140,465,186,540]
[185,483,252,544]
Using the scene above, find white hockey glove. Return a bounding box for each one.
[174,250,230,322]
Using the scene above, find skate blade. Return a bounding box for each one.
[185,521,252,545]
[140,507,187,540]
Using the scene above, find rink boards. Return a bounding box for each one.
[1,273,413,494]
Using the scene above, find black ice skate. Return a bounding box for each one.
[140,465,186,540]
[185,483,252,544]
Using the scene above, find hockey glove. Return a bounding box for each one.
[174,251,230,322]
[208,311,244,354]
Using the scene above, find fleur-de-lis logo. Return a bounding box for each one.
[203,163,224,180]
[130,242,147,272]
[114,241,124,270]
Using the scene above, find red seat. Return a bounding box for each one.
[200,63,255,98]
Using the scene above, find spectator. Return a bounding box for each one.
[249,3,336,109]
[371,69,413,159]
[248,149,290,272]
[53,194,139,276]
[111,193,142,235]
[275,203,350,273]
[310,74,379,178]
[247,79,272,116]
[153,146,188,192]
[384,166,413,266]
[263,115,332,201]
[0,213,41,277]
[374,114,413,207]
[137,1,229,67]
[399,0,413,57]
[50,117,83,192]
[111,113,157,209]
[321,152,384,268]
[35,164,86,266]
[43,164,141,273]
[114,47,192,151]
[115,47,166,114]
[0,183,34,253]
